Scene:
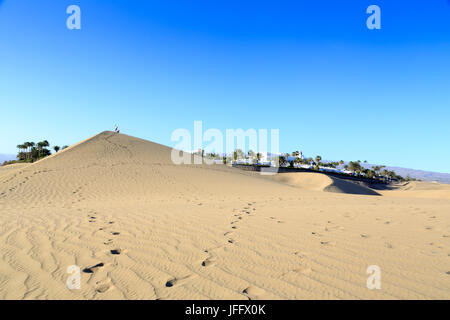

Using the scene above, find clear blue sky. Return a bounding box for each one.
[1,0,449,173]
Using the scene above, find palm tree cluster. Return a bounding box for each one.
[15,141,68,163]
[284,152,411,182]
[278,152,325,170]
[213,147,413,183]
[341,161,412,181]
[342,161,378,178]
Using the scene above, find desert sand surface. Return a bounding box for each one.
[0,131,449,299]
[379,181,450,200]
[0,163,30,179]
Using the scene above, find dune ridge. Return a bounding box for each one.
[0,131,449,299]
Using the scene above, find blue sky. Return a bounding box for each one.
[1,0,449,172]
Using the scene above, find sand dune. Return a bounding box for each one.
[272,172,380,196]
[0,163,29,179]
[381,181,450,199]
[0,131,449,299]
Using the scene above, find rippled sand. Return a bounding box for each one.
[0,131,449,299]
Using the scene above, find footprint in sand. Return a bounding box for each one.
[83,263,105,274]
[201,259,215,267]
[165,276,191,287]
[104,239,113,245]
[95,280,112,293]
[111,232,120,236]
[110,249,122,255]
[165,279,176,287]
[292,265,313,275]
[293,251,309,258]
[242,286,265,300]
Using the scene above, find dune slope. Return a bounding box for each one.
[272,172,380,196]
[380,181,450,199]
[0,131,449,300]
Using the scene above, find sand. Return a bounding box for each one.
[0,131,449,299]
[0,163,30,179]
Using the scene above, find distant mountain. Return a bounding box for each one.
[0,154,16,164]
[294,155,450,185]
[355,162,450,184]
[378,166,450,184]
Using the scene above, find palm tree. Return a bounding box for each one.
[370,165,385,178]
[36,140,49,159]
[27,142,35,160]
[24,143,38,161]
[22,142,29,160]
[314,155,322,171]
[17,144,26,160]
[367,170,376,179]
[248,150,255,161]
[53,146,60,153]
[315,155,322,165]
[37,142,44,158]
[278,156,286,167]
[348,161,362,175]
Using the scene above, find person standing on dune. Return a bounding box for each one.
[114,124,120,134]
